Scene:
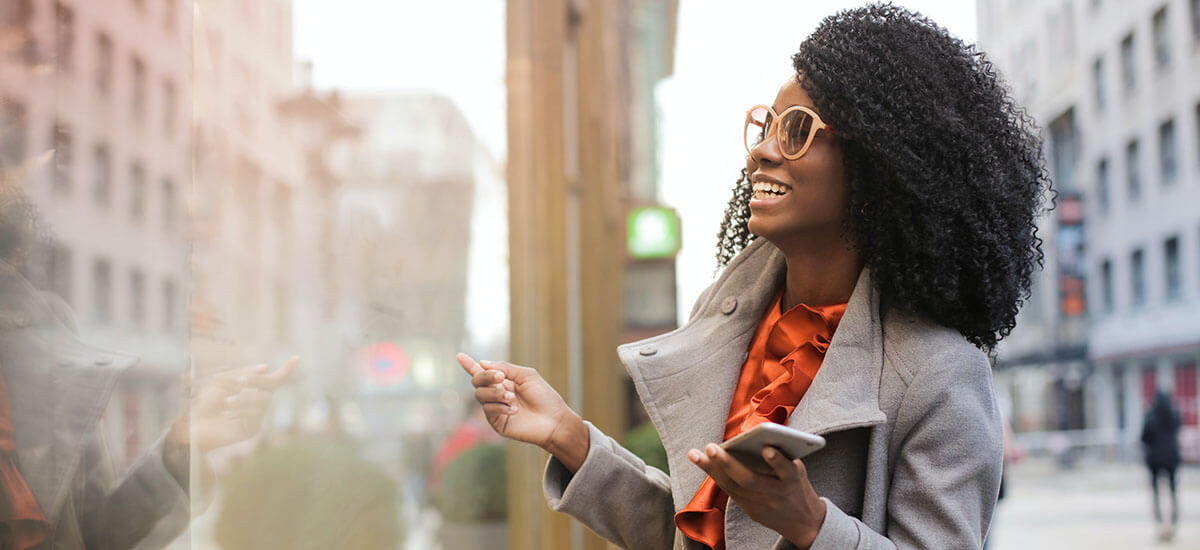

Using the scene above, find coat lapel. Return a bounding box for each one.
[618,239,886,510]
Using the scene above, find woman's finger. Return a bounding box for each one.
[263,357,300,388]
[482,402,518,418]
[471,369,506,388]
[706,444,758,489]
[479,360,535,383]
[456,352,483,376]
[475,385,515,405]
[763,446,802,481]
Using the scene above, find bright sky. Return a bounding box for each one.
[293,0,978,324]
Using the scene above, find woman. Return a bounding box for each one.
[459,5,1048,549]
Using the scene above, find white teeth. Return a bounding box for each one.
[751,182,790,197]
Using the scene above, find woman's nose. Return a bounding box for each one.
[749,132,783,167]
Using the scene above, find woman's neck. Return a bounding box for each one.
[776,238,863,311]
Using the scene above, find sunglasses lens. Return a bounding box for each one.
[745,107,771,151]
[779,109,814,157]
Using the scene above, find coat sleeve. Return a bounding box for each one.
[75,429,190,549]
[790,349,1003,550]
[543,421,677,549]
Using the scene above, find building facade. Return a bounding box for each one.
[978,0,1200,460]
[1,0,192,468]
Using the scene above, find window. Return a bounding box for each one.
[1092,57,1106,110]
[130,162,146,221]
[1097,157,1111,212]
[162,178,176,233]
[1165,236,1181,302]
[55,2,74,73]
[1131,248,1146,307]
[1125,139,1140,200]
[1,98,27,168]
[1152,7,1170,69]
[163,78,176,135]
[1159,119,1177,184]
[129,269,145,327]
[92,143,110,206]
[1120,33,1136,93]
[1100,258,1114,313]
[162,278,176,333]
[52,122,71,194]
[92,259,112,324]
[1193,0,1200,42]
[131,56,146,120]
[49,243,72,304]
[96,32,113,96]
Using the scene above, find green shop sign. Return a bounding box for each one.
[626,206,680,259]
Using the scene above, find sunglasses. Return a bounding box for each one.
[743,104,835,160]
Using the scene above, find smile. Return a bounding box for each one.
[752,182,791,200]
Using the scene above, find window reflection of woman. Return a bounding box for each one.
[460,4,1049,549]
[0,154,296,549]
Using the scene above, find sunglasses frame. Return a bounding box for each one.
[743,104,835,160]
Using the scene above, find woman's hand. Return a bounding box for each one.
[689,443,826,549]
[457,353,589,472]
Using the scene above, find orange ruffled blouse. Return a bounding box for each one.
[674,292,846,550]
[0,362,50,549]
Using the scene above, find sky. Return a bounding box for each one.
[292,0,978,325]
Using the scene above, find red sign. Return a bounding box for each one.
[360,342,410,386]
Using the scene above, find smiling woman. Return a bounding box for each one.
[461,3,1050,549]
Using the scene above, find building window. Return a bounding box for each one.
[130,162,145,221]
[1152,7,1170,69]
[1097,157,1111,213]
[1192,0,1200,42]
[1164,236,1181,302]
[129,269,145,327]
[131,56,146,120]
[162,78,176,136]
[1100,258,1114,313]
[162,278,176,333]
[96,32,113,96]
[92,259,112,324]
[55,2,74,73]
[1092,57,1106,110]
[49,243,72,304]
[92,143,110,207]
[1125,139,1140,200]
[1131,248,1146,307]
[52,122,71,194]
[1,98,27,168]
[162,178,176,233]
[1120,32,1136,93]
[1159,119,1177,184]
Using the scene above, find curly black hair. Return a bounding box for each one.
[716,3,1052,351]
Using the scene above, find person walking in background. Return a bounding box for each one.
[459,4,1049,548]
[1141,391,1181,543]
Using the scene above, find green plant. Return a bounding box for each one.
[625,421,669,474]
[435,442,508,522]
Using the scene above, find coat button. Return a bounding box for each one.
[639,347,657,356]
[721,297,738,315]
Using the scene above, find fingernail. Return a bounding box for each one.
[688,450,701,462]
[504,392,515,401]
[764,448,777,459]
[706,444,718,457]
[493,372,503,381]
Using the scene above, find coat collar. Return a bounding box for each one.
[618,238,886,505]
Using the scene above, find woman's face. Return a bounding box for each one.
[745,77,850,246]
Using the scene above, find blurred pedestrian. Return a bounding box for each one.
[1141,391,1181,542]
[459,4,1048,548]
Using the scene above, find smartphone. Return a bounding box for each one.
[720,423,826,475]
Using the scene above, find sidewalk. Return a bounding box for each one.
[990,457,1199,549]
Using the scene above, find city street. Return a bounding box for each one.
[991,457,1200,549]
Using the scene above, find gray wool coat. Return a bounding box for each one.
[543,238,1003,549]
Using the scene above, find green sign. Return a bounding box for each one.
[627,206,680,259]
